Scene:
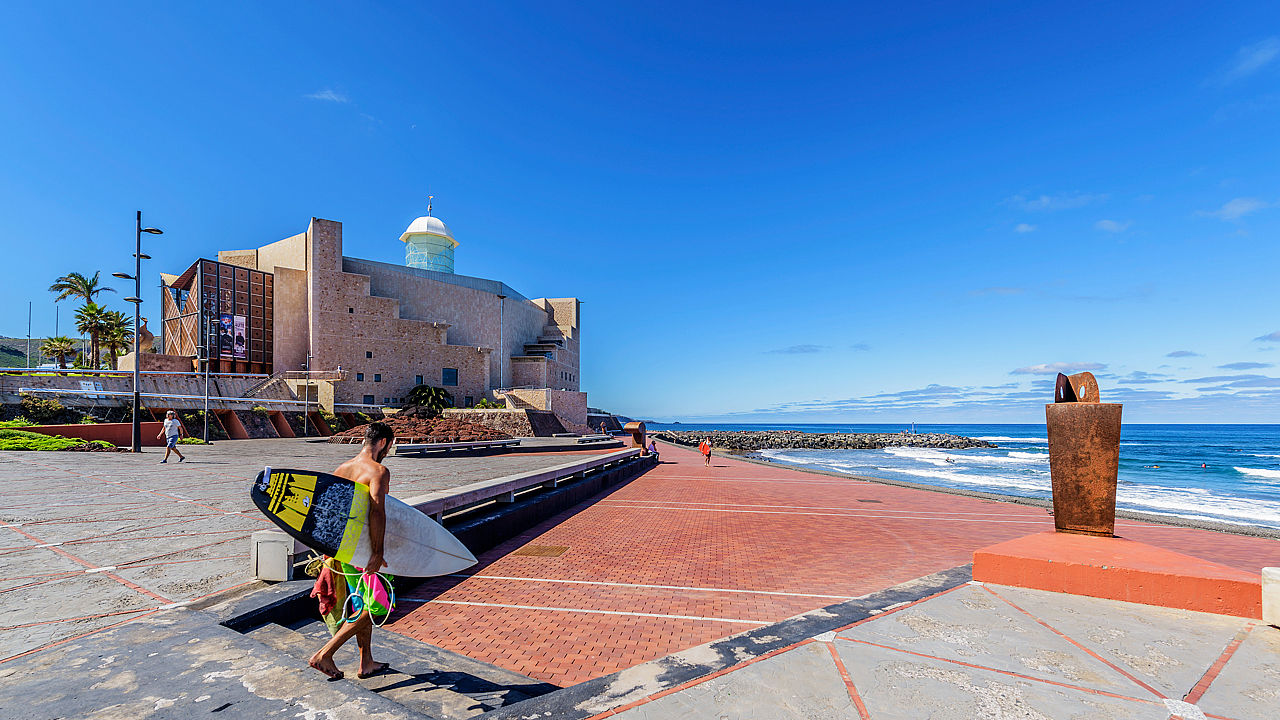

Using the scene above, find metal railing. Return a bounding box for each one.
[16,387,309,408]
[0,367,269,378]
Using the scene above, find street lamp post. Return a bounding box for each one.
[197,340,210,443]
[302,355,313,437]
[115,211,162,453]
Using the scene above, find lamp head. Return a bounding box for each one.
[142,228,163,235]
[124,297,143,304]
[112,272,134,280]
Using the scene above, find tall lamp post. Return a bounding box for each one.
[114,211,162,453]
[302,354,313,437]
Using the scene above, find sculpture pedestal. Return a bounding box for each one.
[973,532,1262,619]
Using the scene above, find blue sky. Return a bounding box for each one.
[1,1,1277,423]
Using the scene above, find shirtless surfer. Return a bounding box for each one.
[308,422,394,681]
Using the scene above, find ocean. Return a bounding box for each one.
[646,423,1280,530]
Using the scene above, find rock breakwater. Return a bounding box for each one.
[653,429,996,452]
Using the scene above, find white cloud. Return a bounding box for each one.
[1166,350,1201,358]
[1256,330,1280,342]
[305,89,350,103]
[1199,197,1273,221]
[1095,219,1132,233]
[1014,223,1036,233]
[765,344,828,355]
[1011,361,1107,376]
[1223,37,1280,83]
[1006,192,1107,212]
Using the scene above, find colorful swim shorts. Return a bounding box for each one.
[339,561,394,618]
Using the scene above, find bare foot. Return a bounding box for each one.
[308,653,344,681]
[357,661,390,679]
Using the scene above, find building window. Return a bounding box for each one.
[348,307,353,313]
[442,368,458,386]
[356,372,364,382]
[465,396,474,407]
[415,375,423,385]
[384,397,390,404]
[366,351,373,359]
[363,394,375,404]
[374,373,381,383]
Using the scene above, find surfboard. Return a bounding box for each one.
[250,466,476,577]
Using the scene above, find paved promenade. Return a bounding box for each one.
[0,439,609,663]
[389,441,1280,690]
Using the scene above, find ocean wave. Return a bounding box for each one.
[873,466,1049,494]
[1008,451,1049,460]
[974,436,1047,444]
[1118,485,1280,527]
[1234,467,1280,480]
[1249,453,1280,459]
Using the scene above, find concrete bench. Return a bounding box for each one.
[576,434,613,444]
[395,438,520,455]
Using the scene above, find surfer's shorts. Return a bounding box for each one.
[339,561,394,618]
[166,435,179,449]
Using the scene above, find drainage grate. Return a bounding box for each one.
[513,545,569,557]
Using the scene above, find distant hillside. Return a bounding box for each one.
[0,336,68,367]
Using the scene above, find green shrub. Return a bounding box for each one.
[19,393,67,425]
[0,418,34,428]
[87,440,115,449]
[78,414,98,424]
[251,405,270,418]
[354,411,373,425]
[404,385,454,417]
[473,398,504,409]
[319,409,346,432]
[0,428,87,451]
[177,437,209,445]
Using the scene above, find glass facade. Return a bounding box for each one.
[405,234,456,273]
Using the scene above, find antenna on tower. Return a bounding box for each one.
[427,194,433,217]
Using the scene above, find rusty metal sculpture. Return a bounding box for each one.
[1045,372,1122,536]
[624,421,647,454]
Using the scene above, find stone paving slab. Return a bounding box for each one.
[595,581,1276,720]
[611,641,860,720]
[0,439,602,662]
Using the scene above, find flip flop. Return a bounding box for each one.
[357,662,391,679]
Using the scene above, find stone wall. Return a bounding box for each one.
[117,353,196,372]
[441,409,535,437]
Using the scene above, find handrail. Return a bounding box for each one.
[15,387,310,407]
[403,448,641,520]
[0,368,269,378]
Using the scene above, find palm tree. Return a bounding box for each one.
[75,302,113,369]
[49,271,114,304]
[100,311,135,370]
[50,271,114,360]
[38,336,77,369]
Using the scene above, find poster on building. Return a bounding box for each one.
[233,315,247,359]
[218,314,234,357]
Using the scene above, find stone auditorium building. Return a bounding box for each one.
[159,208,586,425]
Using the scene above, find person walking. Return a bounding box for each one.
[698,437,712,467]
[157,410,186,463]
[308,422,395,681]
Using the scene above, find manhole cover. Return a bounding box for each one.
[513,545,569,557]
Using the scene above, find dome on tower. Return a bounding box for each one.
[400,204,458,273]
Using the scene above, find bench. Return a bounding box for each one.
[394,438,520,455]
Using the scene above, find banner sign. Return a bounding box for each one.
[219,314,234,358]
[233,315,247,359]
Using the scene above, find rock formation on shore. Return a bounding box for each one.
[653,429,996,452]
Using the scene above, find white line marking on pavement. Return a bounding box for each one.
[812,631,837,642]
[85,566,118,573]
[34,542,64,548]
[403,599,768,625]
[446,574,858,600]
[603,498,1043,518]
[601,504,1053,524]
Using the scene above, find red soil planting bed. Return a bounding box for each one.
[329,415,512,445]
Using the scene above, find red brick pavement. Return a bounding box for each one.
[387,441,1280,687]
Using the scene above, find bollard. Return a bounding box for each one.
[1045,372,1122,537]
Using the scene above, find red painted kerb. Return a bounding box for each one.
[17,421,168,447]
[973,531,1263,619]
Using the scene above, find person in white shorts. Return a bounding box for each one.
[157,410,186,463]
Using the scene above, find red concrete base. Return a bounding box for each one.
[973,531,1262,619]
[19,421,166,447]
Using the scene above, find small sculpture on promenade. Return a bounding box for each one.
[138,317,155,354]
[1045,372,1122,536]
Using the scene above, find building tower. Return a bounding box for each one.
[400,197,458,273]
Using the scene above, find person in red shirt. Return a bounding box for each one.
[698,438,712,466]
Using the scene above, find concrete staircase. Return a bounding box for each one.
[245,617,557,719]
